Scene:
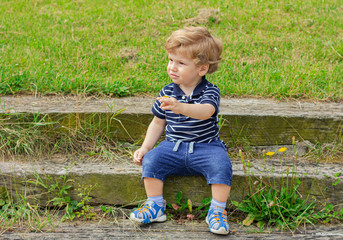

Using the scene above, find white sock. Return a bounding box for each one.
[148,195,164,207]
[209,198,226,210]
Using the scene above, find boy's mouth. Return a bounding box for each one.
[169,74,179,79]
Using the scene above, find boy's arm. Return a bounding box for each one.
[141,116,166,150]
[157,97,215,120]
[133,116,166,166]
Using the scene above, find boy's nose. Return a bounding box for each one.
[169,62,177,71]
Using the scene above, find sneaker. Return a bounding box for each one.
[205,207,230,235]
[130,199,167,224]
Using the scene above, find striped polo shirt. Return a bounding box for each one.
[152,78,221,143]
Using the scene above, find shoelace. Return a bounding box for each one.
[137,202,152,214]
[212,209,228,223]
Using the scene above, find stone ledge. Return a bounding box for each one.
[1,96,342,146]
[1,156,342,207]
[1,95,342,118]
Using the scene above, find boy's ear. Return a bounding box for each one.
[199,64,209,76]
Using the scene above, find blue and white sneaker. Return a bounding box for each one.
[130,199,167,224]
[206,207,230,235]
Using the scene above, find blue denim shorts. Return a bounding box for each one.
[142,140,232,186]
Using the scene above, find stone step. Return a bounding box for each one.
[2,219,343,239]
[1,96,342,147]
[1,155,342,207]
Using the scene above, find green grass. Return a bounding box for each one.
[0,0,342,100]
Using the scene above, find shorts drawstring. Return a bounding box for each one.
[173,140,182,152]
[189,142,194,154]
[173,140,194,154]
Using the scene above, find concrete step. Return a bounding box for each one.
[1,155,342,207]
[1,95,342,147]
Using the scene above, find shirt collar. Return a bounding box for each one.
[172,76,208,97]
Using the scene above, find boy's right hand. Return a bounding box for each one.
[133,147,149,166]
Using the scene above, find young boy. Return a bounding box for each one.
[130,26,232,235]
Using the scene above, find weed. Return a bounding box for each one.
[232,137,343,232]
[303,124,343,161]
[0,108,133,161]
[74,184,98,221]
[313,203,343,224]
[306,142,343,162]
[0,185,53,233]
[313,171,343,223]
[324,172,341,191]
[166,191,211,222]
[1,168,100,233]
[100,205,117,218]
[28,170,97,222]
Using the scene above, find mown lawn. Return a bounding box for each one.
[0,0,342,100]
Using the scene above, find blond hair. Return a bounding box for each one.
[165,26,223,74]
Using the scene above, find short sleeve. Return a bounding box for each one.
[152,89,166,119]
[199,85,221,114]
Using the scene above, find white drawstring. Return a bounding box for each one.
[173,140,194,154]
[189,142,194,154]
[173,140,182,152]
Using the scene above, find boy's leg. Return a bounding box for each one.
[130,177,166,224]
[131,140,191,224]
[206,184,231,235]
[211,184,231,202]
[144,177,164,197]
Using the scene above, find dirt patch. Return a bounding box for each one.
[184,8,220,25]
[118,48,138,63]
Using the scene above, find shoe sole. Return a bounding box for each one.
[206,216,229,235]
[130,213,167,223]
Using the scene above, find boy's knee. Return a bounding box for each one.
[142,155,157,169]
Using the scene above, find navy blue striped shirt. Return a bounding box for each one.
[152,78,221,143]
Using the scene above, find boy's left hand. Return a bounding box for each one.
[157,97,183,114]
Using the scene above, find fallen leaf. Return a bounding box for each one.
[242,215,255,226]
[172,203,180,211]
[187,199,192,213]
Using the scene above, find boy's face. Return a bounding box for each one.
[167,52,208,88]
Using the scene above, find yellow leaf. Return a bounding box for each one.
[187,199,192,213]
[242,215,255,226]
